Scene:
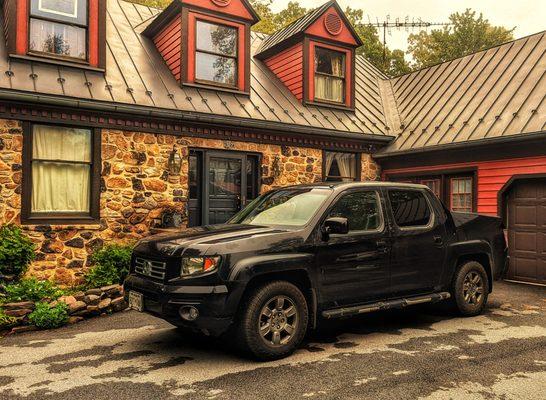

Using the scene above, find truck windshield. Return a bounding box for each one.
[229,188,332,227]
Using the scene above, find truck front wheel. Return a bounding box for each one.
[236,281,308,360]
[451,261,489,316]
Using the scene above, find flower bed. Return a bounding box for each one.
[1,284,128,334]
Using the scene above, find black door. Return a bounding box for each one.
[317,189,391,307]
[386,189,447,297]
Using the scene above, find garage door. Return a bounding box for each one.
[506,178,546,284]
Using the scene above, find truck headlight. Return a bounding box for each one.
[180,257,220,277]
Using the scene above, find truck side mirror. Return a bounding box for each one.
[323,217,349,235]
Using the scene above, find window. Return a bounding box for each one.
[388,190,432,228]
[451,177,473,212]
[314,47,346,103]
[195,20,238,87]
[23,124,100,223]
[420,179,441,198]
[29,0,88,60]
[324,151,358,182]
[327,191,381,232]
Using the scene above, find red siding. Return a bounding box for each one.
[153,15,182,82]
[382,156,546,215]
[265,43,304,101]
[305,6,359,47]
[182,0,255,22]
[15,0,28,54]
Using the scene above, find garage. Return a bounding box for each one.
[505,178,546,285]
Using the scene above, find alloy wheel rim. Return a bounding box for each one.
[258,295,298,347]
[463,271,484,305]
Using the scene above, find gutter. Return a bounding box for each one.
[0,89,394,145]
[374,131,546,159]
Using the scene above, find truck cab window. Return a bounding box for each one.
[327,191,381,232]
[388,190,431,228]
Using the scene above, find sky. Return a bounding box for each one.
[270,0,545,56]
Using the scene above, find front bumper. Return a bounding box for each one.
[123,274,234,336]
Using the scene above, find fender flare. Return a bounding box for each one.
[448,239,494,288]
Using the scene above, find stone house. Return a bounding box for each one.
[0,0,544,285]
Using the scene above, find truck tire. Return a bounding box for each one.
[235,281,308,361]
[451,261,489,316]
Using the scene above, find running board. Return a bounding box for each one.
[322,292,451,319]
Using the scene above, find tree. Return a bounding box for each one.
[250,0,308,35]
[408,9,514,69]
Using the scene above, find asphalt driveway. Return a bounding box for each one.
[1,281,545,400]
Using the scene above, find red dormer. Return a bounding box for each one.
[3,0,106,69]
[144,0,259,94]
[255,0,362,110]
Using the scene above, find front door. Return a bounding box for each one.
[317,189,391,307]
[206,153,245,225]
[188,150,260,227]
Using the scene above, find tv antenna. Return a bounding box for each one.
[366,16,451,68]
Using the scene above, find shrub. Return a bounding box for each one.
[0,308,17,330]
[0,225,35,279]
[2,278,65,303]
[28,302,69,329]
[84,244,133,288]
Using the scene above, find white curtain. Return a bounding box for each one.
[315,75,344,103]
[31,125,91,213]
[325,152,356,182]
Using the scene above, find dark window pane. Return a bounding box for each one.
[31,0,87,25]
[29,18,86,59]
[315,47,345,77]
[195,52,237,86]
[389,190,431,227]
[328,191,380,232]
[189,155,198,200]
[196,21,237,56]
[246,155,259,201]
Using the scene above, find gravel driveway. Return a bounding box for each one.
[1,281,545,400]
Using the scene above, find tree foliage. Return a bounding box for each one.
[408,9,514,69]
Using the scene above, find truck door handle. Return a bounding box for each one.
[433,236,444,246]
[376,240,389,253]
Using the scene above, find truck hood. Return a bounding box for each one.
[133,224,300,257]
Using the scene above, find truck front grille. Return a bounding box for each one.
[135,258,166,280]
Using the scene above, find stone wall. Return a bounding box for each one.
[0,118,380,285]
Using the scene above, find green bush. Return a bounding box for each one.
[0,308,17,330]
[0,225,35,279]
[84,244,133,288]
[28,302,69,329]
[2,278,65,303]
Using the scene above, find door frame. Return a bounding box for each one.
[189,148,262,226]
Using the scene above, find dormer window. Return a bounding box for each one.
[195,20,238,87]
[29,0,88,60]
[4,0,105,68]
[144,0,259,93]
[314,47,345,104]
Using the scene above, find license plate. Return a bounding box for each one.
[128,291,144,312]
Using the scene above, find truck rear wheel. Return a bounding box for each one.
[451,261,489,316]
[236,281,308,360]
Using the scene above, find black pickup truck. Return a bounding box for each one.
[124,182,508,360]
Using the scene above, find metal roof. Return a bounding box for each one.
[379,31,546,156]
[0,0,543,155]
[0,0,392,141]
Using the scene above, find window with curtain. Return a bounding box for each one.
[195,20,238,87]
[324,151,357,182]
[314,47,346,104]
[30,125,93,215]
[29,0,88,60]
[451,177,473,212]
[420,179,441,198]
